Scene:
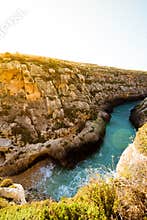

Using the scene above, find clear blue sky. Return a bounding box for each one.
[0,0,147,70]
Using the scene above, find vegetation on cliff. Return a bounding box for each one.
[0,174,146,219]
[135,123,147,156]
[0,177,119,220]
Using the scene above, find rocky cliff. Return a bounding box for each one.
[116,123,147,219]
[0,53,147,176]
[130,97,147,128]
[116,123,147,178]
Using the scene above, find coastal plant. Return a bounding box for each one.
[1,170,146,219]
[115,177,147,220]
[135,123,147,156]
[0,178,119,220]
[0,198,10,209]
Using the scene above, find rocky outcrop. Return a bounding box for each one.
[0,53,147,176]
[116,142,147,180]
[116,123,147,180]
[0,178,26,204]
[122,100,147,178]
[0,116,106,175]
[130,97,147,128]
[0,183,26,204]
[116,123,147,220]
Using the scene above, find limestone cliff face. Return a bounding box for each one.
[116,123,147,219]
[118,99,147,179]
[130,97,147,128]
[0,53,147,176]
[116,123,147,180]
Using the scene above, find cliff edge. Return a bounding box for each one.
[0,53,147,176]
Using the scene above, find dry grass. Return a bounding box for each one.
[135,123,147,156]
[0,178,13,187]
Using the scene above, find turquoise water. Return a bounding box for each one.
[36,101,138,200]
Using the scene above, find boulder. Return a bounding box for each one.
[0,183,26,204]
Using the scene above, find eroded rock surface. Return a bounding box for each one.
[0,178,26,205]
[116,123,147,219]
[130,97,147,128]
[116,142,147,180]
[117,123,147,179]
[0,53,147,176]
[0,183,26,204]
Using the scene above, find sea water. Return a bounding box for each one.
[34,101,138,200]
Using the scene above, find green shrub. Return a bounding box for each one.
[0,198,10,209]
[0,178,118,220]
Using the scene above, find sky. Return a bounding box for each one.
[0,0,147,70]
